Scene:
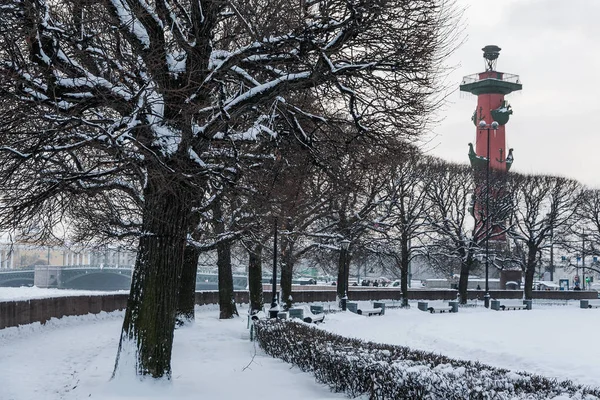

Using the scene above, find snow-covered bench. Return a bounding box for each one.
[310,305,324,314]
[357,301,386,316]
[303,310,325,324]
[347,302,385,316]
[357,307,384,316]
[491,300,532,311]
[418,301,458,314]
[500,304,527,311]
[580,300,600,309]
[284,306,325,323]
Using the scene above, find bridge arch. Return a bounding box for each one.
[0,270,35,287]
[60,269,132,290]
[0,277,35,287]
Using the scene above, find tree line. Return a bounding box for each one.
[0,0,460,379]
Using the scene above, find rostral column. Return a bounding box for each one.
[461,45,522,241]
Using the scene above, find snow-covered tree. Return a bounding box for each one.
[0,0,457,378]
[570,189,600,280]
[367,150,432,306]
[425,160,511,304]
[424,161,476,303]
[276,166,333,310]
[508,174,580,299]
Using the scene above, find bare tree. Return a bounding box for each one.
[425,161,475,303]
[565,189,600,284]
[508,174,580,299]
[368,150,432,306]
[576,189,600,265]
[276,168,332,310]
[327,148,402,305]
[425,155,516,303]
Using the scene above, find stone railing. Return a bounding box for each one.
[0,294,128,329]
[1,289,597,329]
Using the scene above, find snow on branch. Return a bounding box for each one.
[110,0,151,49]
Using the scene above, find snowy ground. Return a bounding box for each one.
[0,287,126,301]
[323,300,600,388]
[1,294,599,400]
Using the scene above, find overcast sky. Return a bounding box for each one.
[428,0,600,188]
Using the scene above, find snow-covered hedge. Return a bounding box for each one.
[254,319,599,399]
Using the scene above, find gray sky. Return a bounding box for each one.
[429,0,600,188]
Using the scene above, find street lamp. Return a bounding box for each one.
[475,252,495,305]
[269,217,279,318]
[339,239,351,311]
[549,220,554,282]
[478,120,499,308]
[582,230,587,290]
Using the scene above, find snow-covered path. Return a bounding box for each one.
[0,309,348,400]
[0,313,124,400]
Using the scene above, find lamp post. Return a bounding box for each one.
[582,230,586,290]
[545,213,555,282]
[269,217,279,318]
[478,120,499,308]
[550,224,554,282]
[339,239,351,311]
[475,252,495,305]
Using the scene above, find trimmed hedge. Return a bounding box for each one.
[254,319,600,399]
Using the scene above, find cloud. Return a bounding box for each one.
[503,0,600,36]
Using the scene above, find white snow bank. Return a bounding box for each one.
[0,287,127,301]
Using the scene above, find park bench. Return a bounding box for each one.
[491,300,532,311]
[284,306,325,323]
[348,302,386,316]
[303,309,325,324]
[580,300,600,309]
[357,307,384,316]
[310,305,324,314]
[418,301,458,314]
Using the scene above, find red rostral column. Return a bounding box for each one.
[462,45,522,174]
[461,45,522,242]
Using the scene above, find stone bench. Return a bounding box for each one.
[310,305,324,314]
[580,300,600,309]
[418,301,458,314]
[348,302,386,316]
[499,304,527,311]
[357,308,384,316]
[347,302,359,313]
[284,306,325,323]
[303,312,325,323]
[491,300,532,311]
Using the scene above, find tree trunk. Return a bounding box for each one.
[176,245,200,326]
[524,244,537,300]
[280,239,294,310]
[114,174,191,379]
[213,202,238,319]
[247,242,264,314]
[337,249,346,303]
[400,234,410,307]
[458,261,470,305]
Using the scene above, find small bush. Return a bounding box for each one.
[254,319,600,400]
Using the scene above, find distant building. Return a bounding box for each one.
[0,242,135,269]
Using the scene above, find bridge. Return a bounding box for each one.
[0,266,247,291]
[0,266,35,287]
